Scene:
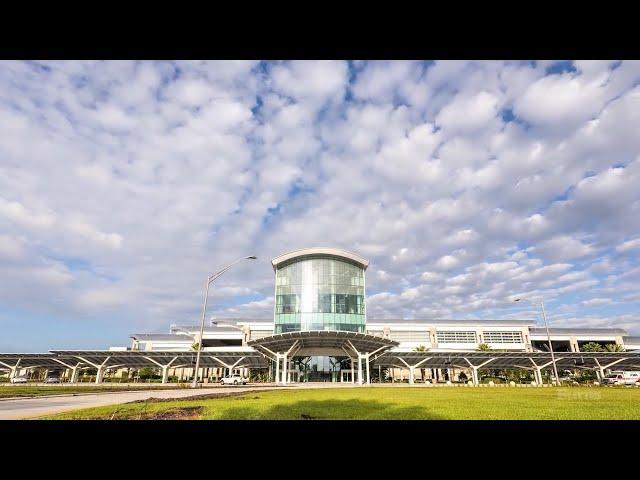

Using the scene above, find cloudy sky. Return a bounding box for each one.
[1,60,639,351]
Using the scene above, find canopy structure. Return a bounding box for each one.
[372,350,640,369]
[0,353,69,372]
[248,330,398,357]
[2,348,639,387]
[0,349,269,384]
[49,349,269,370]
[248,330,398,385]
[372,350,640,385]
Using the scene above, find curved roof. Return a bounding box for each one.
[248,330,397,354]
[271,247,369,271]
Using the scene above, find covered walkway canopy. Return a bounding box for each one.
[0,353,69,374]
[247,330,398,385]
[0,349,269,384]
[248,330,397,355]
[372,350,640,385]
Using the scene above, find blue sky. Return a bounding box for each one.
[1,60,639,352]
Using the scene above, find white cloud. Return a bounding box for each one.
[66,219,123,250]
[0,233,26,260]
[436,91,500,132]
[0,198,56,229]
[434,255,461,271]
[78,287,128,309]
[582,297,613,307]
[617,238,640,253]
[532,235,595,262]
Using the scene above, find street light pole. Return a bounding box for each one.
[514,297,560,386]
[539,300,560,386]
[191,255,257,388]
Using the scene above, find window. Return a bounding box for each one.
[436,331,477,343]
[388,331,430,343]
[276,294,299,314]
[483,331,523,344]
[318,294,332,313]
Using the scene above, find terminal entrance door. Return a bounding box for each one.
[299,356,341,382]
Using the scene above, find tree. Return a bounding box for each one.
[605,343,625,352]
[191,342,199,351]
[477,343,492,351]
[581,342,605,352]
[414,345,429,382]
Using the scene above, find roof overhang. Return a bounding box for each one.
[271,247,369,271]
[46,350,269,369]
[372,351,640,370]
[247,330,398,358]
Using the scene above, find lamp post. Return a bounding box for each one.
[191,255,257,388]
[514,297,560,386]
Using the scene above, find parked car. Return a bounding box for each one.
[43,377,61,384]
[601,371,640,385]
[220,373,248,385]
[10,376,28,384]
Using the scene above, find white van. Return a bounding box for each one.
[601,371,640,385]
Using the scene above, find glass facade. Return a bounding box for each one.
[274,256,366,333]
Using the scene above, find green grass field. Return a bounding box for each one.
[0,384,180,399]
[43,386,640,420]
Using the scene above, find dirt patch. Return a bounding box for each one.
[99,406,205,420]
[300,413,318,420]
[143,406,204,420]
[129,390,262,405]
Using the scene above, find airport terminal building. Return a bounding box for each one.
[3,248,640,385]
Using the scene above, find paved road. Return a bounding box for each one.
[0,385,295,420]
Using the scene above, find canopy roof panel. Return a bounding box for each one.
[46,350,269,369]
[248,330,398,355]
[0,353,67,369]
[373,350,640,370]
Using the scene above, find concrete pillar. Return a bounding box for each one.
[535,368,543,385]
[282,354,288,385]
[162,366,169,384]
[275,356,280,384]
[471,367,479,386]
[95,367,105,384]
[357,355,363,385]
[409,366,415,385]
[569,336,579,352]
[366,355,370,385]
[70,366,79,383]
[351,359,355,384]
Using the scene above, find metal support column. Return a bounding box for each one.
[366,354,371,385]
[282,353,288,385]
[351,359,355,384]
[471,367,479,386]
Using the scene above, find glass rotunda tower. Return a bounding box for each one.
[271,248,369,334]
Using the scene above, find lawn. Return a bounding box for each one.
[0,384,181,399]
[42,386,640,420]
